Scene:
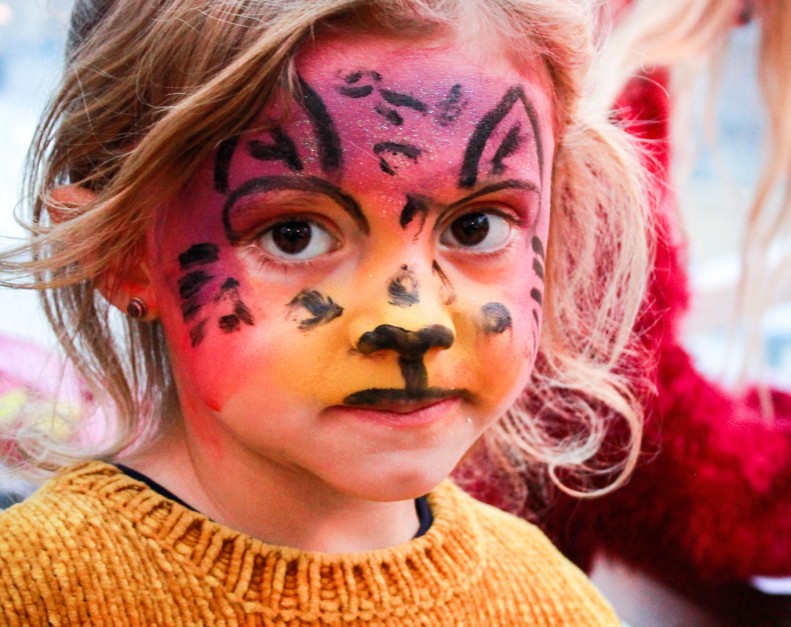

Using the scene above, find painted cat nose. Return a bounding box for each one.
[356,324,454,360]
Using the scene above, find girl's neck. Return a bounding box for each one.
[119,420,421,553]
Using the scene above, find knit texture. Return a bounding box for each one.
[0,461,618,626]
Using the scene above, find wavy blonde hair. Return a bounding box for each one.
[0,0,651,495]
[594,0,791,389]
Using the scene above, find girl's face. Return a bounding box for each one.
[146,32,554,501]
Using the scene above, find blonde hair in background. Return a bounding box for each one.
[593,0,791,393]
[0,0,651,500]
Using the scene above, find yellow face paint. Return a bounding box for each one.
[146,32,554,502]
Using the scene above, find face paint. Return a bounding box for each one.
[480,302,512,335]
[288,289,344,330]
[458,86,544,189]
[387,266,420,308]
[146,32,554,504]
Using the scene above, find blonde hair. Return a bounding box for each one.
[594,0,791,388]
[0,0,651,499]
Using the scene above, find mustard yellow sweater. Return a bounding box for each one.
[0,462,618,625]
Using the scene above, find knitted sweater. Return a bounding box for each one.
[0,462,618,626]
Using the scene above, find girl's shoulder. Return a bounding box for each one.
[432,481,620,624]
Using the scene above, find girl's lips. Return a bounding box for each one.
[328,393,465,427]
[342,387,467,410]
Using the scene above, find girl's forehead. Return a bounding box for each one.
[208,32,554,201]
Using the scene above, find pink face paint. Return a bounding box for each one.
[146,32,555,503]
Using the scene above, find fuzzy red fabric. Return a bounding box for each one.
[466,67,791,589]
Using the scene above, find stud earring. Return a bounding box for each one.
[126,297,148,319]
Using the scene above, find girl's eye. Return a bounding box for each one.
[258,220,336,260]
[440,211,512,251]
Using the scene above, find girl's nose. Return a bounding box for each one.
[345,261,456,363]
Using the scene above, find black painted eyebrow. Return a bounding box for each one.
[445,179,538,215]
[222,175,369,244]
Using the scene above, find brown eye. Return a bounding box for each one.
[440,211,512,251]
[258,220,336,260]
[451,213,489,246]
[273,222,311,254]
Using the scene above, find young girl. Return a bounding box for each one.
[0,0,650,623]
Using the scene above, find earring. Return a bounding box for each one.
[126,297,148,319]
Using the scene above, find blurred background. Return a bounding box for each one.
[0,2,789,625]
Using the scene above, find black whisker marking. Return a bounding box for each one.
[481,302,512,335]
[533,257,545,281]
[388,266,420,308]
[178,243,219,270]
[181,299,202,322]
[178,271,213,300]
[288,289,344,330]
[530,288,543,306]
[190,319,208,347]
[532,236,545,259]
[432,260,456,305]
[218,314,241,333]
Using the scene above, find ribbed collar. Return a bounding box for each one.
[49,461,487,622]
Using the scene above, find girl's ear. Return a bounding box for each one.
[48,185,160,321]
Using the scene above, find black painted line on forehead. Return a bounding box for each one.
[338,84,374,98]
[376,104,404,126]
[436,84,465,127]
[223,175,369,244]
[374,142,422,176]
[214,136,240,194]
[491,123,522,176]
[297,76,343,174]
[445,179,537,215]
[374,142,422,160]
[178,243,219,270]
[379,89,428,113]
[248,127,304,172]
[458,85,544,189]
